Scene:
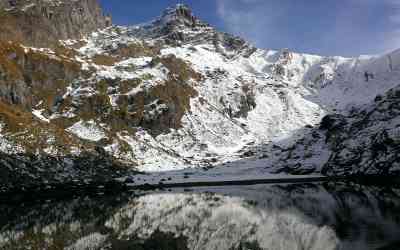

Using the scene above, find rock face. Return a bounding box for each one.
[0,0,110,47]
[322,87,400,175]
[0,150,132,192]
[0,41,81,108]
[275,86,400,176]
[129,4,255,58]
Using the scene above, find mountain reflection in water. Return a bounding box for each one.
[1,182,400,250]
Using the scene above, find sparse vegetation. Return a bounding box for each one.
[92,54,119,66]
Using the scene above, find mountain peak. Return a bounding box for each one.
[159,4,204,28]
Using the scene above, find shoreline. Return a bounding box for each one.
[1,175,399,204]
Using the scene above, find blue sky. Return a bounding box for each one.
[99,0,400,56]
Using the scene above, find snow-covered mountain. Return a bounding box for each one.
[0,2,399,191]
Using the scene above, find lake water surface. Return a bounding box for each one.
[1,182,400,250]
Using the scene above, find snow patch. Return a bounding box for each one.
[32,109,50,123]
[66,120,106,142]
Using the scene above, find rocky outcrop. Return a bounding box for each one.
[109,55,200,136]
[0,41,81,109]
[128,4,256,58]
[277,85,400,176]
[160,4,201,28]
[0,0,110,48]
[321,87,400,175]
[0,150,135,193]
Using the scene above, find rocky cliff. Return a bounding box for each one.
[0,0,110,48]
[273,85,400,176]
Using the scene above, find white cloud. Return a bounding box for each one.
[216,0,400,55]
[216,0,286,48]
[384,0,400,52]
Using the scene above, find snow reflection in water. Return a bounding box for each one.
[1,182,400,250]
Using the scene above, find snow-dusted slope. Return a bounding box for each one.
[272,85,400,175]
[69,6,400,173]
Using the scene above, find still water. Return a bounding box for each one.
[0,182,399,250]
